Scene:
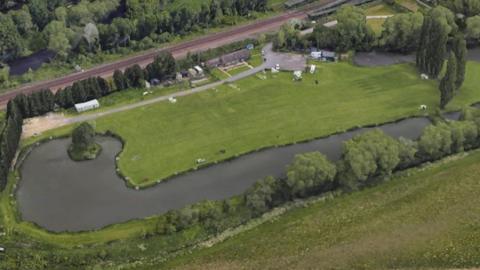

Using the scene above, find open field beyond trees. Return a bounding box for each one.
[165,149,480,270]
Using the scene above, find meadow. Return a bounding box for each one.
[94,62,441,187]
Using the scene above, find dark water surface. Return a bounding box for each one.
[8,50,55,76]
[353,51,415,67]
[354,48,480,67]
[17,117,431,232]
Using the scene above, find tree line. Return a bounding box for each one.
[416,6,468,108]
[0,98,23,189]
[276,1,480,54]
[0,0,267,70]
[141,112,480,238]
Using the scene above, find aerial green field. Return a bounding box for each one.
[91,62,443,187]
[364,2,398,16]
[3,137,480,269]
[363,3,401,34]
[163,150,480,269]
[397,0,420,11]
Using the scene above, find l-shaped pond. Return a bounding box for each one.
[17,117,431,232]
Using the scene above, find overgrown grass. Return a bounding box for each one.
[363,2,400,34]
[363,2,398,16]
[396,0,419,11]
[164,150,480,269]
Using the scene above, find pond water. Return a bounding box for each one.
[8,50,55,76]
[354,48,480,67]
[353,51,415,67]
[17,117,431,232]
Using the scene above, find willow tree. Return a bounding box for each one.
[68,122,101,161]
[439,52,457,109]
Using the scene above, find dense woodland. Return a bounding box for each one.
[0,0,267,80]
[276,0,480,52]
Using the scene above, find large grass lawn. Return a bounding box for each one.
[164,150,480,269]
[92,62,442,186]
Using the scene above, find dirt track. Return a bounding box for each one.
[0,1,337,108]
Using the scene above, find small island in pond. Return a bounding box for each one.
[68,122,101,161]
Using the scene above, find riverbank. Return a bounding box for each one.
[16,115,431,232]
[165,149,480,270]
[3,135,480,269]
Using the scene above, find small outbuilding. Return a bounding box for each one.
[206,49,251,68]
[74,99,100,113]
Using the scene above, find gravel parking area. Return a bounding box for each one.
[263,44,307,71]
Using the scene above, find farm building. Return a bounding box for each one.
[206,49,251,68]
[74,99,100,113]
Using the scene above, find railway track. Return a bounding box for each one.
[0,0,336,108]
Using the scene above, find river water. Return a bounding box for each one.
[17,117,431,232]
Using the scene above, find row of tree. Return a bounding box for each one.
[55,77,111,109]
[414,6,468,108]
[113,51,177,91]
[0,0,267,65]
[275,1,480,55]
[8,76,110,119]
[0,0,120,62]
[0,99,23,189]
[11,89,55,118]
[148,113,480,236]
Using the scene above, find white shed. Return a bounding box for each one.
[194,65,204,75]
[74,99,100,113]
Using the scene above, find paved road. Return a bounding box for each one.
[0,0,342,108]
